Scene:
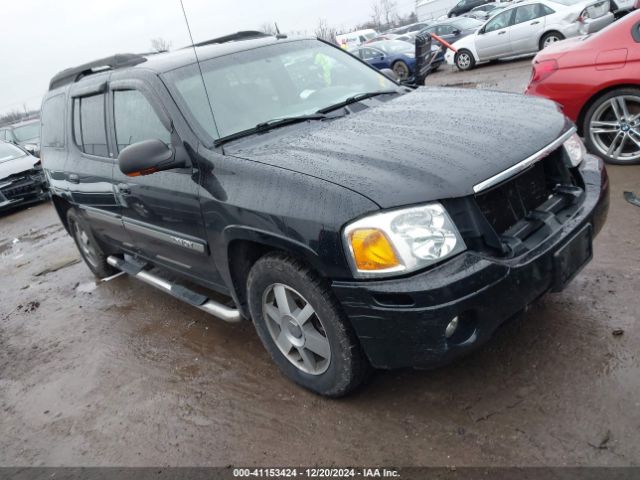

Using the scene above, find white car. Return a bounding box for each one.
[445,0,614,70]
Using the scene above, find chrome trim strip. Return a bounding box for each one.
[122,217,207,254]
[156,254,193,270]
[82,206,123,226]
[473,128,576,194]
[107,256,241,323]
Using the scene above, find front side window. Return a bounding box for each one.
[113,90,171,153]
[437,25,456,35]
[73,94,108,157]
[41,94,65,148]
[484,10,514,32]
[164,39,394,140]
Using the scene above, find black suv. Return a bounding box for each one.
[41,33,609,397]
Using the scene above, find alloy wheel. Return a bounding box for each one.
[589,95,640,163]
[457,53,471,70]
[543,35,561,48]
[393,62,410,80]
[262,283,331,375]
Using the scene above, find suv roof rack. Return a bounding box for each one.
[191,31,270,47]
[49,53,148,91]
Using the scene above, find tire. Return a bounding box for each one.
[247,253,370,397]
[583,88,640,165]
[392,60,410,80]
[67,209,118,278]
[540,31,565,50]
[455,49,476,71]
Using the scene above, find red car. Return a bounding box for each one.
[525,10,640,164]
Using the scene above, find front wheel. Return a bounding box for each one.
[540,31,565,50]
[455,49,475,71]
[583,88,640,165]
[247,253,370,397]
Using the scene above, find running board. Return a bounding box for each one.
[107,256,242,323]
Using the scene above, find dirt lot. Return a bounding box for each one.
[2,60,640,467]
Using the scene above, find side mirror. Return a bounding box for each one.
[118,139,183,177]
[452,29,462,35]
[380,68,399,81]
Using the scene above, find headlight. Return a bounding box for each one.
[563,132,586,167]
[343,203,466,278]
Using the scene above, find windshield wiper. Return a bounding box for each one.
[215,113,336,147]
[317,89,402,114]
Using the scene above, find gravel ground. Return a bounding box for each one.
[1,59,639,467]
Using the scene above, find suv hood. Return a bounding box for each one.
[225,87,569,208]
[0,155,39,181]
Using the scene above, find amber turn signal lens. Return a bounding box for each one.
[350,229,401,271]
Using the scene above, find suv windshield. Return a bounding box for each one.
[164,40,395,140]
[0,142,26,163]
[13,123,40,142]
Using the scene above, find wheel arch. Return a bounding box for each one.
[223,227,328,319]
[576,83,640,136]
[51,194,73,234]
[539,30,564,50]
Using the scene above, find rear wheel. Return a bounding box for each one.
[67,209,118,278]
[583,88,640,165]
[392,60,410,80]
[247,253,370,397]
[540,31,564,49]
[455,49,475,71]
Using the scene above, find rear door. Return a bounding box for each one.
[509,4,547,54]
[108,76,215,283]
[475,9,516,60]
[65,76,131,248]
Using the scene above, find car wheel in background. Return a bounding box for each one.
[67,209,119,278]
[392,60,410,80]
[247,253,370,397]
[583,88,640,165]
[455,50,475,71]
[540,31,565,49]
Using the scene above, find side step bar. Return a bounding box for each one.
[107,256,242,323]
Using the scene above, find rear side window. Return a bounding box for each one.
[73,94,108,157]
[113,90,171,153]
[41,95,65,148]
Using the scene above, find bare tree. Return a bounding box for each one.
[370,1,383,30]
[150,37,172,52]
[380,0,399,29]
[314,19,338,44]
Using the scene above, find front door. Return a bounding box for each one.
[108,81,214,284]
[475,9,516,60]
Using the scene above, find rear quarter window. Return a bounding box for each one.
[73,94,109,157]
[41,94,65,148]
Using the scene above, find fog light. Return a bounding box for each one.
[445,316,459,339]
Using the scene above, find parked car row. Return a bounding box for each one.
[445,0,615,70]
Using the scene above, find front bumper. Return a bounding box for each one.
[332,154,609,369]
[0,173,49,211]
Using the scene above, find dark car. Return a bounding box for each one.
[385,22,433,35]
[41,34,608,397]
[420,17,484,45]
[0,140,48,212]
[449,0,494,17]
[464,2,508,19]
[351,40,417,79]
[0,118,41,157]
[351,39,443,79]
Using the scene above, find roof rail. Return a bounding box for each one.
[49,53,147,91]
[190,30,270,48]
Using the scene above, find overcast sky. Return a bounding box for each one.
[0,0,415,116]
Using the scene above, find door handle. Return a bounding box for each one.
[498,30,506,35]
[68,173,80,184]
[530,21,540,25]
[117,183,131,195]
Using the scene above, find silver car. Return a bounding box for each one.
[445,0,614,70]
